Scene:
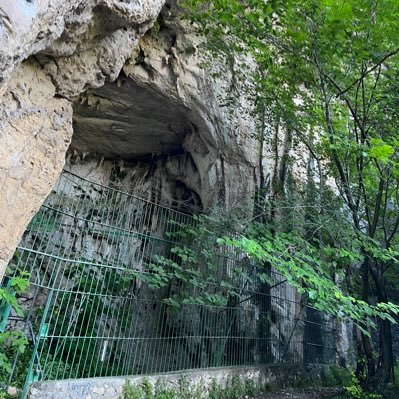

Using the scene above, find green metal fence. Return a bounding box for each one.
[2,170,336,393]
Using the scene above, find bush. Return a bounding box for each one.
[322,365,354,388]
[123,376,267,399]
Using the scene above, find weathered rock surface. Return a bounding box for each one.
[0,0,165,277]
[0,0,164,94]
[0,61,72,278]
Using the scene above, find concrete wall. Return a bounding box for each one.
[29,364,313,399]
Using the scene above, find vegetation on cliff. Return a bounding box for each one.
[184,0,399,392]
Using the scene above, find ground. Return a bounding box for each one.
[254,387,399,399]
[385,387,399,399]
[255,388,342,399]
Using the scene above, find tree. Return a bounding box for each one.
[184,0,399,388]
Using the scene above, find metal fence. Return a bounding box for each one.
[2,170,336,393]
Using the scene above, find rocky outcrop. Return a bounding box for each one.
[0,0,164,94]
[0,61,72,280]
[0,0,264,280]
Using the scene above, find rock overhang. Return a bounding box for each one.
[72,73,194,160]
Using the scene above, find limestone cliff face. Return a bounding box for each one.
[0,0,262,278]
[70,3,260,208]
[0,0,165,277]
[0,61,72,279]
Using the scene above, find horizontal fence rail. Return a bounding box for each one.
[2,170,336,391]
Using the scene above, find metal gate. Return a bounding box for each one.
[2,170,336,395]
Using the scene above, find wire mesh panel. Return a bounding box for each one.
[3,170,336,390]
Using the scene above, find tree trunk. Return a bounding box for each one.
[357,258,376,387]
[370,264,394,387]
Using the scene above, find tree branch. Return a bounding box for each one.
[336,47,399,97]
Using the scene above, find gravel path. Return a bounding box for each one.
[253,386,399,399]
[254,387,342,399]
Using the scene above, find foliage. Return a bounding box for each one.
[123,377,200,399]
[5,346,32,389]
[183,0,399,388]
[122,376,268,399]
[322,366,354,388]
[394,365,399,388]
[135,210,266,308]
[208,376,265,399]
[0,331,28,377]
[219,229,399,333]
[0,389,13,399]
[333,378,382,399]
[0,274,29,387]
[321,366,380,399]
[146,209,399,334]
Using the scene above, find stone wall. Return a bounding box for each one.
[28,365,311,399]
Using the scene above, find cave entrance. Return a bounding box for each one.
[67,72,203,213]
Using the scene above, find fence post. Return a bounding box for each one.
[21,289,53,399]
